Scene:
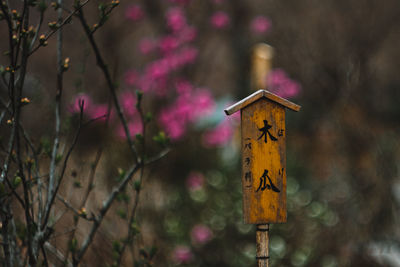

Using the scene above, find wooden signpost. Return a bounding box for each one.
[224,89,300,266]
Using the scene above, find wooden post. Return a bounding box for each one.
[225,90,300,266]
[251,43,275,267]
[256,224,269,267]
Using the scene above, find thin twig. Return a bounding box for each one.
[0,24,16,185]
[54,192,94,221]
[12,3,38,263]
[42,103,85,230]
[45,241,72,266]
[45,0,64,236]
[29,8,44,51]
[76,8,139,163]
[28,0,91,56]
[0,202,12,266]
[116,92,147,266]
[0,98,42,214]
[63,148,102,263]
[73,163,141,264]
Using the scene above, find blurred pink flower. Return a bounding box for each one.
[146,60,169,80]
[159,36,180,54]
[250,16,271,34]
[69,93,92,114]
[159,108,187,140]
[124,69,137,86]
[210,11,230,29]
[191,224,213,244]
[186,172,205,191]
[159,88,215,140]
[69,94,111,122]
[163,54,179,70]
[178,26,197,43]
[119,91,136,117]
[125,5,144,22]
[178,46,198,65]
[137,76,152,93]
[116,120,143,139]
[154,77,168,96]
[88,104,108,121]
[166,7,187,33]
[138,38,157,55]
[266,69,301,99]
[172,246,193,264]
[175,79,193,95]
[202,120,235,147]
[191,89,216,120]
[230,109,240,121]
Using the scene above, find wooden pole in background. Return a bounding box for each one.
[251,43,274,92]
[251,43,274,267]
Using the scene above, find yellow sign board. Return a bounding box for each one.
[225,90,300,224]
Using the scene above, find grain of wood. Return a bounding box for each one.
[241,98,287,224]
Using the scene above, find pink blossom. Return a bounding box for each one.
[159,88,216,140]
[178,46,198,65]
[191,225,213,244]
[69,94,111,122]
[178,26,197,43]
[166,7,187,33]
[138,38,156,55]
[69,93,92,114]
[119,91,137,117]
[230,110,240,121]
[250,16,271,34]
[154,77,168,96]
[158,94,193,139]
[266,69,301,99]
[202,120,235,147]
[116,120,143,139]
[191,89,216,120]
[88,104,108,121]
[175,95,193,121]
[175,80,193,95]
[124,69,137,86]
[159,108,186,140]
[186,172,205,191]
[137,76,152,93]
[163,54,179,70]
[210,11,230,29]
[159,36,180,54]
[172,246,193,264]
[146,60,169,80]
[125,5,144,22]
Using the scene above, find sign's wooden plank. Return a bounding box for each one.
[241,98,287,224]
[225,89,301,116]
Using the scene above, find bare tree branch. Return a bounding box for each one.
[28,0,91,56]
[76,7,139,163]
[73,163,141,264]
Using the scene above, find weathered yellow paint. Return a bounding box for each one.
[241,98,287,224]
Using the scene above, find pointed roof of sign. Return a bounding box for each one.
[224,89,301,115]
